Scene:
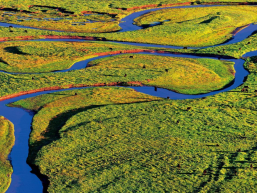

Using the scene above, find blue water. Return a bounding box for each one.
[118,5,226,32]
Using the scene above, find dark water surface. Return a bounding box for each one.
[0,4,255,193]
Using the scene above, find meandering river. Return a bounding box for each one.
[0,4,255,192]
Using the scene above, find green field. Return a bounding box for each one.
[0,41,151,73]
[87,54,235,94]
[11,56,257,191]
[0,45,235,96]
[0,10,120,33]
[0,117,14,193]
[98,6,257,47]
[1,0,257,13]
[1,5,257,47]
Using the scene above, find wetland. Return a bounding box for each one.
[0,1,257,192]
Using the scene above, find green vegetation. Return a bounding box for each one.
[1,5,257,48]
[195,32,257,58]
[1,0,257,14]
[0,26,56,38]
[0,116,14,193]
[87,54,235,94]
[0,46,235,95]
[0,10,120,33]
[10,87,160,163]
[172,31,257,58]
[0,41,152,73]
[2,25,257,62]
[99,6,257,47]
[11,57,257,191]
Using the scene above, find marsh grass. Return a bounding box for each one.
[11,57,257,191]
[192,32,257,59]
[88,54,235,94]
[0,51,235,97]
[0,11,121,33]
[2,0,257,13]
[0,117,14,193]
[11,87,161,163]
[2,6,257,48]
[0,41,150,73]
[99,6,257,47]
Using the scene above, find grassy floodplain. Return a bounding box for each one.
[0,6,257,47]
[0,41,152,73]
[194,31,257,58]
[10,56,257,191]
[0,9,121,33]
[100,6,257,47]
[172,30,257,59]
[87,54,235,94]
[0,117,14,193]
[0,41,235,96]
[2,0,257,13]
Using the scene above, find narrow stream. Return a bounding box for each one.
[0,4,255,193]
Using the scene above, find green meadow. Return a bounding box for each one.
[0,41,149,73]
[173,30,257,58]
[0,43,234,96]
[88,54,234,94]
[2,0,257,13]
[100,6,257,47]
[0,5,257,48]
[11,56,257,191]
[0,117,14,193]
[0,10,120,33]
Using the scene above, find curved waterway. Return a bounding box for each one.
[1,4,257,48]
[0,4,256,193]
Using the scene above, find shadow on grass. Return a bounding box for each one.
[28,99,160,163]
[0,58,8,64]
[28,104,106,162]
[4,46,30,55]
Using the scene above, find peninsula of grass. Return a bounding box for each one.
[98,6,257,47]
[0,49,235,97]
[10,56,257,192]
[194,31,257,58]
[87,54,235,94]
[0,116,14,193]
[170,30,257,59]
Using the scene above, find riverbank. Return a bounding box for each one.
[0,117,14,193]
[11,57,257,191]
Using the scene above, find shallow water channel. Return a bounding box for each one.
[0,4,256,193]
